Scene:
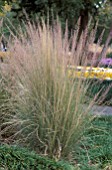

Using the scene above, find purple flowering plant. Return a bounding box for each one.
[100,58,112,67]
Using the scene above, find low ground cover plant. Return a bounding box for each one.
[73,116,112,170]
[0,144,75,170]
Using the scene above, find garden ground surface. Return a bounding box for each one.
[92,105,112,116]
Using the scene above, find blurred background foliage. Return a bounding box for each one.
[0,0,112,46]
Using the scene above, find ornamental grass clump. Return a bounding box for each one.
[1,20,103,159]
[0,73,14,141]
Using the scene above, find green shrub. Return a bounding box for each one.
[107,52,112,59]
[87,79,112,105]
[0,145,75,170]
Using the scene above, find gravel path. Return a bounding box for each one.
[92,105,112,116]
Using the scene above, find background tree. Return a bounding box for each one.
[98,0,112,58]
[3,0,108,31]
[0,0,112,50]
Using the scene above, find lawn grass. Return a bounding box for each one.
[73,116,112,170]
